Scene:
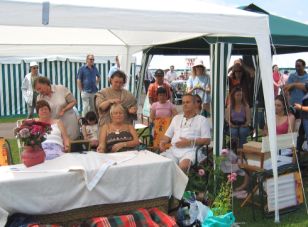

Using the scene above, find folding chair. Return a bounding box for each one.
[0,137,13,165]
[239,132,297,207]
[16,119,25,160]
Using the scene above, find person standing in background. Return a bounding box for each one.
[272,64,282,97]
[143,69,154,94]
[108,56,120,79]
[21,61,41,118]
[165,65,177,83]
[286,59,308,107]
[148,69,172,105]
[77,54,101,117]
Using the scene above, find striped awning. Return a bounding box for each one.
[0,58,136,117]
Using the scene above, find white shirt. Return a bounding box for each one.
[165,71,177,82]
[165,114,211,155]
[21,73,41,105]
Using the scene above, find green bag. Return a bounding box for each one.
[202,211,235,227]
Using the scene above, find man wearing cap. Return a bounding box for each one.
[77,54,101,116]
[21,61,41,118]
[148,69,172,105]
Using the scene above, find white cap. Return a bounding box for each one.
[193,59,204,68]
[30,61,38,67]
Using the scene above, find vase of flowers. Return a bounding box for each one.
[15,119,51,167]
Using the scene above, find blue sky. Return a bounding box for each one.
[209,0,308,24]
[140,0,308,69]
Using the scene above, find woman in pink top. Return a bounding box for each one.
[263,95,295,136]
[150,87,177,120]
[272,64,282,97]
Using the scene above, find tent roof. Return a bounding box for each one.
[241,4,308,49]
[0,0,270,57]
[146,3,308,55]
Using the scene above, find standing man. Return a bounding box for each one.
[108,56,120,79]
[148,69,172,105]
[77,54,101,116]
[286,59,308,107]
[165,65,177,83]
[21,61,41,118]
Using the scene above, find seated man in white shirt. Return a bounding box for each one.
[159,94,211,172]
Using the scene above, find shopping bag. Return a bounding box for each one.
[202,211,235,227]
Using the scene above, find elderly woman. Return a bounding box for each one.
[95,70,137,126]
[186,59,211,115]
[97,104,139,153]
[34,77,79,140]
[36,100,70,160]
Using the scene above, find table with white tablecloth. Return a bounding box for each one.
[0,150,188,225]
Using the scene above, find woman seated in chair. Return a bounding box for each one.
[225,86,251,148]
[97,104,139,153]
[263,95,295,136]
[36,100,70,160]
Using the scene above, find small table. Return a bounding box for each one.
[0,151,188,225]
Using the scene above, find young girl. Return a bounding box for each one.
[150,87,177,121]
[82,111,99,148]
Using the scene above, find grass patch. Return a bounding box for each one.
[7,138,20,164]
[0,116,25,123]
[231,173,308,226]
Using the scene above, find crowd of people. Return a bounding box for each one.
[21,53,308,175]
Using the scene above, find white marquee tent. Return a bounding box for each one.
[0,0,280,222]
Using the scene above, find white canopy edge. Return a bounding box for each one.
[0,0,279,221]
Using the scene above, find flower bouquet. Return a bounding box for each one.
[15,119,51,167]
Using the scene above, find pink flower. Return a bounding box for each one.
[31,125,43,135]
[19,128,30,138]
[227,172,237,183]
[221,149,229,156]
[198,168,205,176]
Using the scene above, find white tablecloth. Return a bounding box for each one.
[0,150,188,225]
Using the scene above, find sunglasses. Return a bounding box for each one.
[32,67,38,69]
[88,58,95,61]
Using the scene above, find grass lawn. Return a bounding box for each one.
[0,116,25,123]
[7,138,20,164]
[3,117,308,225]
[233,181,308,226]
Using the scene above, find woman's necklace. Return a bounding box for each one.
[112,124,122,134]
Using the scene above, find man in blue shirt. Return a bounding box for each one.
[287,59,308,108]
[77,54,100,116]
[108,56,120,78]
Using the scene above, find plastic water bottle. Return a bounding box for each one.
[182,206,191,226]
[189,201,199,225]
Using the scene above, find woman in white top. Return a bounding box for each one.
[186,59,211,115]
[36,100,70,160]
[34,77,79,140]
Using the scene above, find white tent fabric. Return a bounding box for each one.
[0,0,279,222]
